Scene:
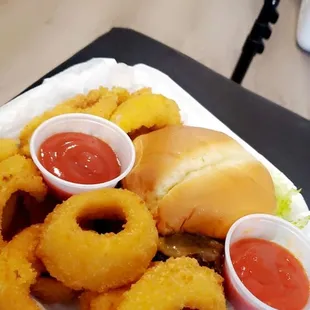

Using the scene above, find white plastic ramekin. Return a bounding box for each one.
[224,214,310,310]
[30,113,135,198]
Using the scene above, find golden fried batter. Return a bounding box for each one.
[0,225,42,310]
[130,87,152,98]
[80,291,99,310]
[37,188,158,292]
[110,93,181,135]
[0,138,19,162]
[0,155,47,246]
[19,87,118,156]
[93,287,127,310]
[111,87,152,106]
[118,257,226,310]
[111,87,130,105]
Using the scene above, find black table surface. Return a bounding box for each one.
[25,27,310,205]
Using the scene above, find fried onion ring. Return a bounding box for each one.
[31,276,77,304]
[111,87,130,105]
[110,93,181,135]
[37,188,158,292]
[19,87,118,156]
[0,155,47,246]
[111,87,152,106]
[80,287,128,310]
[0,138,19,162]
[0,225,42,310]
[80,291,98,310]
[118,257,226,310]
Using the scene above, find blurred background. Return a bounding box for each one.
[0,0,309,118]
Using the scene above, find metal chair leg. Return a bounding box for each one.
[231,0,280,84]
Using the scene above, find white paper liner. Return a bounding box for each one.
[0,58,308,310]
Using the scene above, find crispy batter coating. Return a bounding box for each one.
[111,87,130,105]
[19,87,118,156]
[0,139,19,162]
[0,155,47,246]
[80,291,98,310]
[0,225,42,310]
[110,93,181,134]
[31,277,77,304]
[111,87,152,106]
[80,287,128,310]
[129,87,152,98]
[80,292,96,310]
[118,257,226,310]
[37,188,158,292]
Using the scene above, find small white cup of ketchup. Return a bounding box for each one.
[224,214,310,310]
[30,113,135,199]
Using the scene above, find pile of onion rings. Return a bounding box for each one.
[0,154,47,245]
[0,87,227,309]
[0,225,42,310]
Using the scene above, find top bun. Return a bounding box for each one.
[123,125,277,239]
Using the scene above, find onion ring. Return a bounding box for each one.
[110,93,181,135]
[19,87,118,156]
[118,257,226,310]
[0,225,42,310]
[0,139,19,162]
[80,287,128,310]
[37,188,158,292]
[0,155,47,246]
[80,291,98,310]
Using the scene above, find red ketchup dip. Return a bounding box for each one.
[38,132,121,185]
[225,237,309,310]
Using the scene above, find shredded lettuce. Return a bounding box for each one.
[273,175,306,228]
[291,215,310,230]
[275,182,300,220]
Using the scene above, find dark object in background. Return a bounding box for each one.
[231,0,280,84]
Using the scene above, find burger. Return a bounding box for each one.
[123,125,277,273]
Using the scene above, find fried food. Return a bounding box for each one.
[0,155,47,246]
[118,257,226,310]
[80,291,98,310]
[80,287,128,310]
[0,225,42,310]
[0,138,19,162]
[31,276,76,304]
[111,87,130,105]
[19,87,118,156]
[2,194,31,242]
[130,87,152,97]
[110,93,181,135]
[37,188,158,292]
[2,192,56,243]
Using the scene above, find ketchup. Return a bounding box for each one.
[38,132,121,185]
[229,238,309,310]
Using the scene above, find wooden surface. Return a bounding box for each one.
[1,0,309,118]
